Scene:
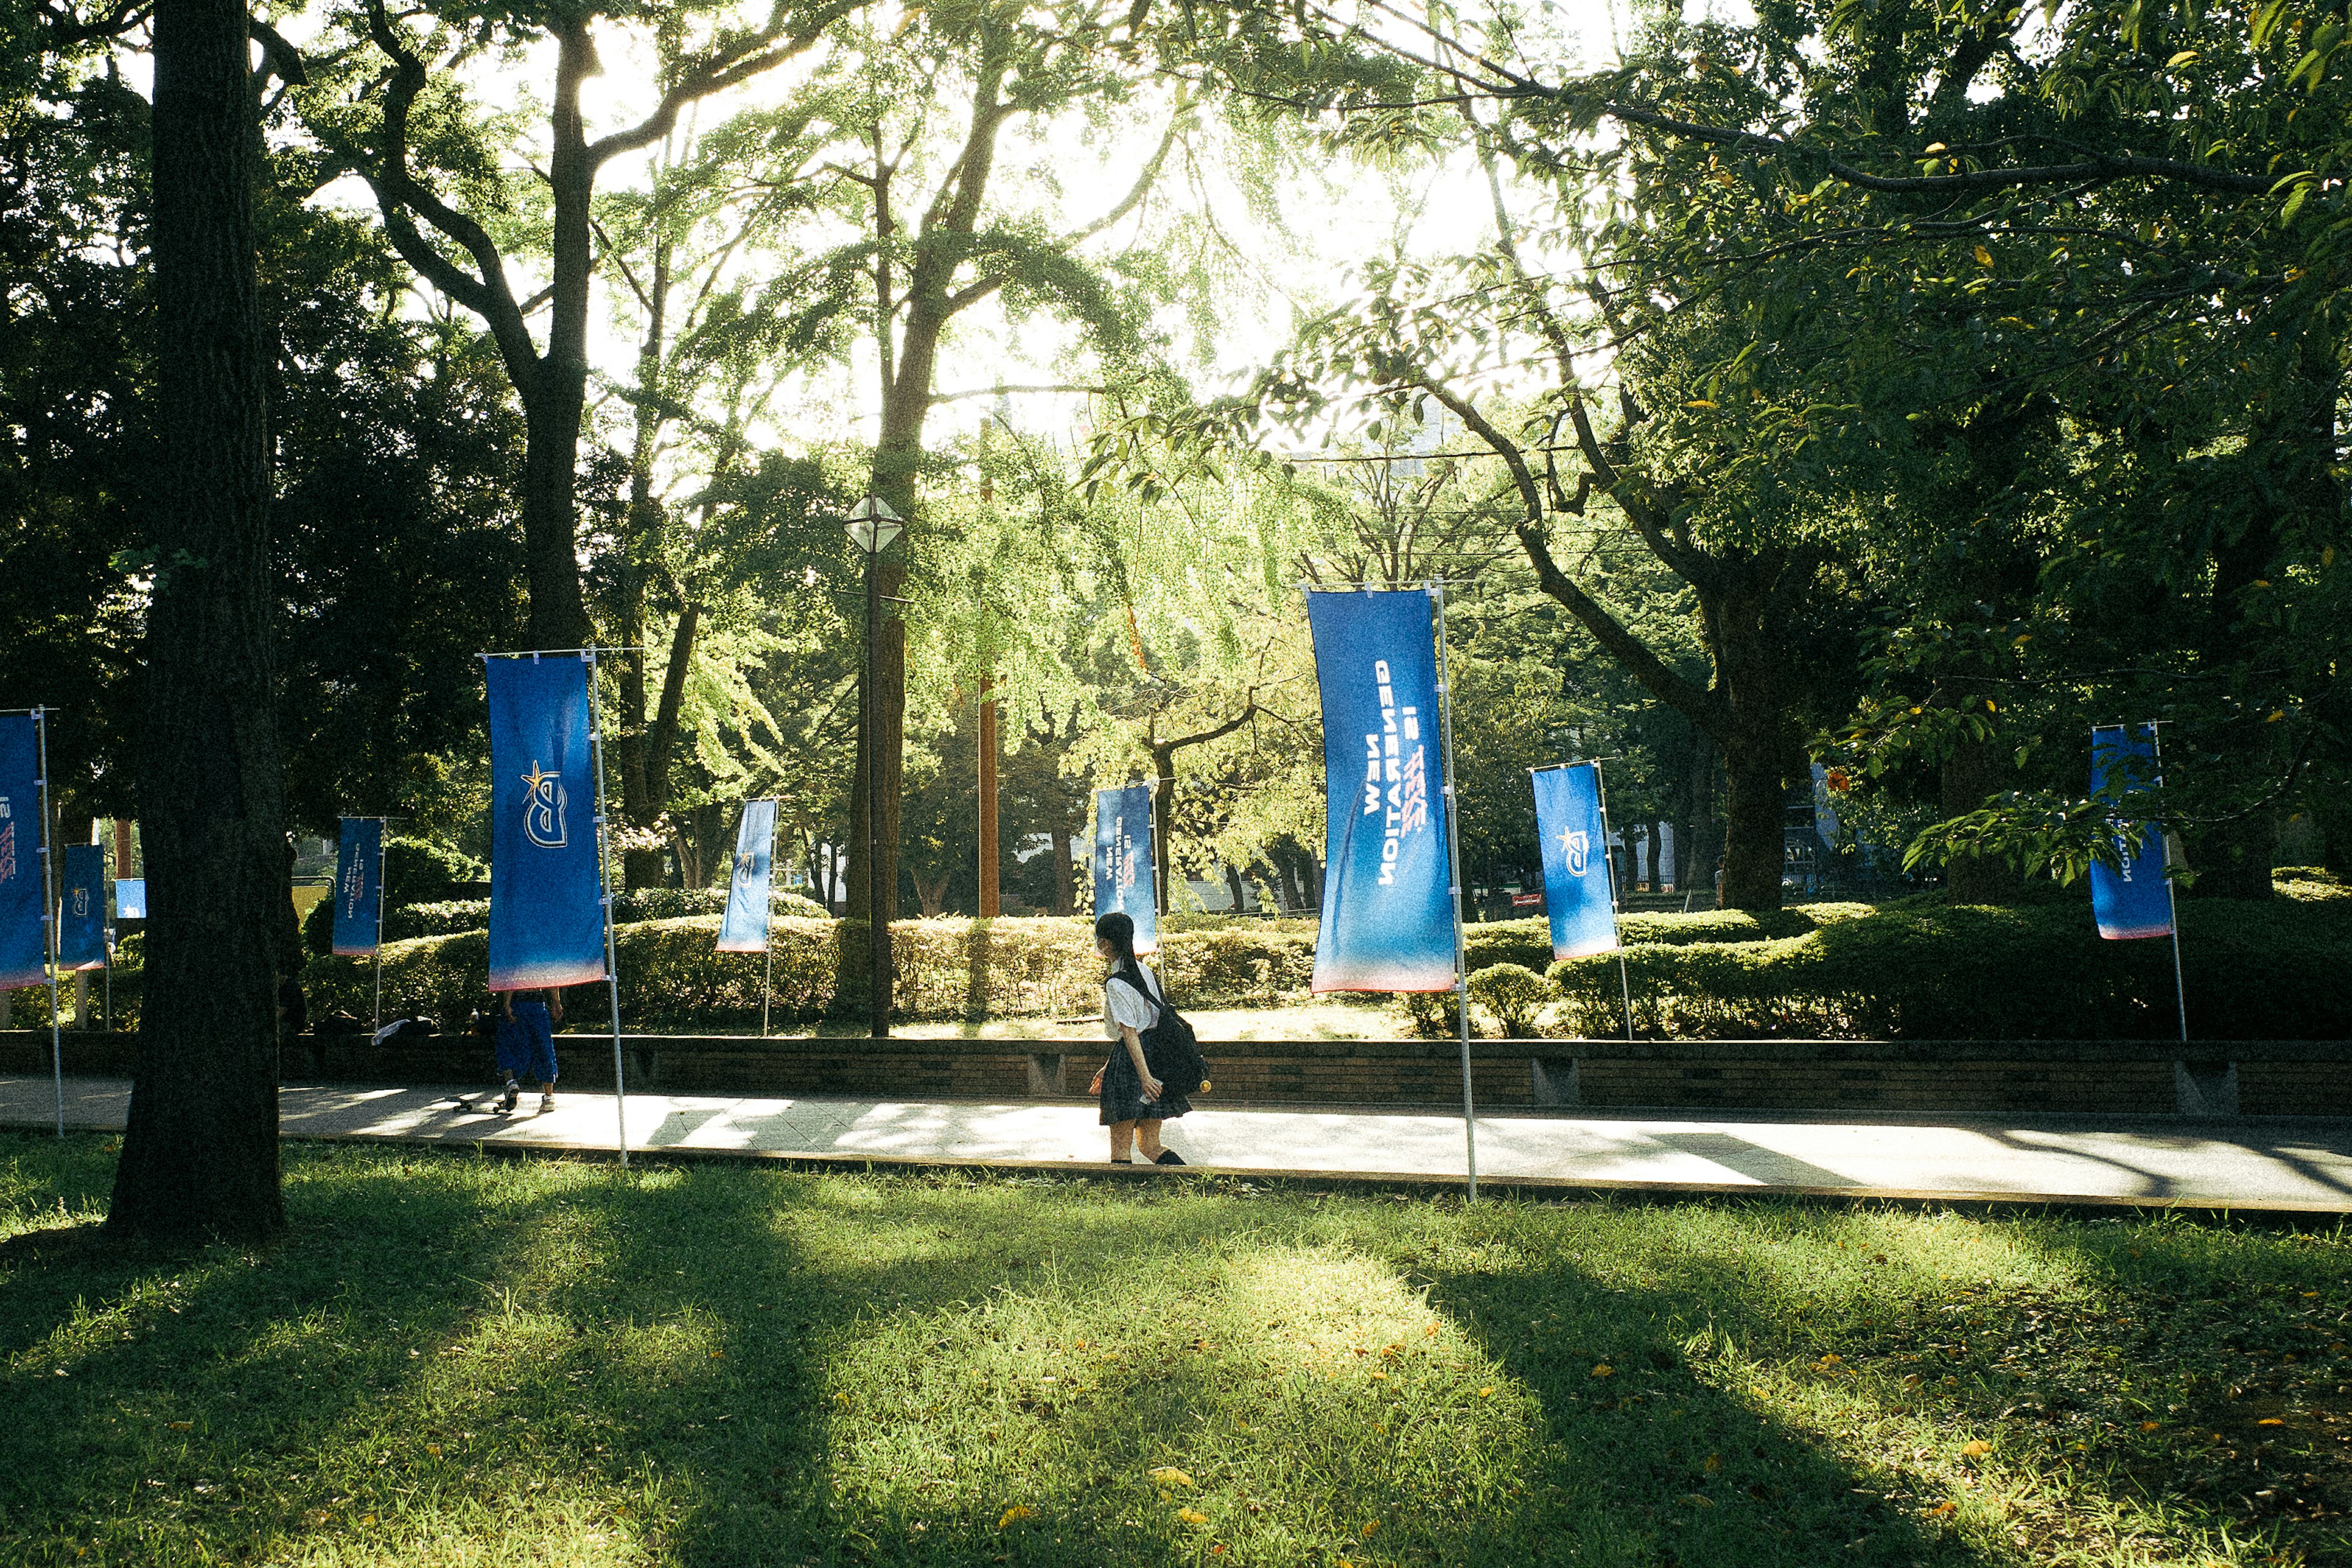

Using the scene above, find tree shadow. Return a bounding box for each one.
[11,1146,2320,1566]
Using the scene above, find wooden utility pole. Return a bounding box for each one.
[977,673,1000,918]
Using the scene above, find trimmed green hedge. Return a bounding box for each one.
[298,914,1324,1031]
[290,889,2350,1039]
[303,884,832,951]
[1550,897,2352,1041]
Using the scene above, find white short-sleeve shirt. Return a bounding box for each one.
[1104,963,1163,1038]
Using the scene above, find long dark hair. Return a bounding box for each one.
[1094,911,1145,989]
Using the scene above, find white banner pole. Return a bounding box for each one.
[371,820,386,1038]
[1591,763,1635,1044]
[586,652,627,1167]
[2151,725,2188,1042]
[1431,581,1477,1202]
[36,709,62,1137]
[761,801,777,1038]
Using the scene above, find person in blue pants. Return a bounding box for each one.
[496,988,564,1114]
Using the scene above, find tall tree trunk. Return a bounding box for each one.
[1719,747,1788,911]
[1645,821,1662,889]
[1941,733,2018,904]
[109,0,285,1241]
[616,236,671,888]
[1050,826,1073,916]
[520,386,592,650]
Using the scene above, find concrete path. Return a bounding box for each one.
[9,1075,2351,1212]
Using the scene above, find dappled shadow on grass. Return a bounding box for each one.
[7,1144,2343,1566]
[0,1138,841,1566]
[1924,1213,2352,1555]
[1406,1197,2351,1567]
[1401,1207,2000,1567]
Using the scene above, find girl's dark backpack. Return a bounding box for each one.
[1121,960,1208,1097]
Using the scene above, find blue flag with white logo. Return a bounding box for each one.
[331,817,383,956]
[1092,785,1159,955]
[0,716,44,988]
[1306,589,1455,993]
[1533,763,1617,960]
[487,657,608,990]
[2089,723,2174,940]
[718,797,777,953]
[58,843,104,970]
[114,878,145,919]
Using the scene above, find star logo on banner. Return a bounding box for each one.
[521,761,568,850]
[1559,828,1590,878]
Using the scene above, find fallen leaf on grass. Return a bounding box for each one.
[424,1445,441,1457]
[1703,1454,1721,1474]
[1370,1370,1389,1381]
[167,1422,192,1431]
[1925,1501,1957,1518]
[2141,1421,2161,1432]
[1148,1468,1195,1488]
[1591,1364,1615,1378]
[1478,1387,1493,1398]
[2258,1418,2284,1427]
[1961,1441,1992,1458]
[998,1506,1035,1528]
[1176,1507,1209,1526]
[1362,1520,1381,1537]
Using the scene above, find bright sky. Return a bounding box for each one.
[244,0,1747,481]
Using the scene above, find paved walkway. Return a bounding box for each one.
[9,1076,2351,1211]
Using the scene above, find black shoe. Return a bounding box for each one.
[1155,1150,1186,1166]
[500,1080,519,1113]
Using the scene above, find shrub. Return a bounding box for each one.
[306,884,834,953]
[1393,989,1458,1040]
[1468,963,1552,1037]
[297,913,1330,1031]
[1549,896,2352,1040]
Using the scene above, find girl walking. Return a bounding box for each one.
[1088,911,1189,1164]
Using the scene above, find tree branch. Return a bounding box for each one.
[359,0,540,382]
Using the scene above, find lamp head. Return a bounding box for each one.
[845,494,903,556]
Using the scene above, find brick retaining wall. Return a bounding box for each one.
[3,1030,2343,1118]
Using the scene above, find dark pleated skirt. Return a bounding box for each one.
[1098,1042,1191,1125]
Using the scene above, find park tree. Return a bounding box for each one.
[647,0,1255,1008]
[107,0,299,1240]
[309,0,853,651]
[0,40,150,837]
[1259,0,2352,889]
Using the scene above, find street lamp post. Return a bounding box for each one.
[846,496,903,1036]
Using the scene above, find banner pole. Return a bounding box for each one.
[1431,581,1477,1202]
[761,796,777,1038]
[371,820,386,1038]
[2151,726,2188,1043]
[1591,763,1635,1044]
[586,652,627,1167]
[37,709,61,1137]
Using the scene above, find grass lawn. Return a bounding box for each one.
[2,1134,2346,1566]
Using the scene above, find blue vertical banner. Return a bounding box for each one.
[1532,764,1617,960]
[113,878,146,919]
[718,797,778,953]
[58,843,104,970]
[1305,589,1455,992]
[486,657,609,989]
[1092,785,1159,955]
[0,717,43,988]
[2089,723,2174,940]
[331,817,383,957]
